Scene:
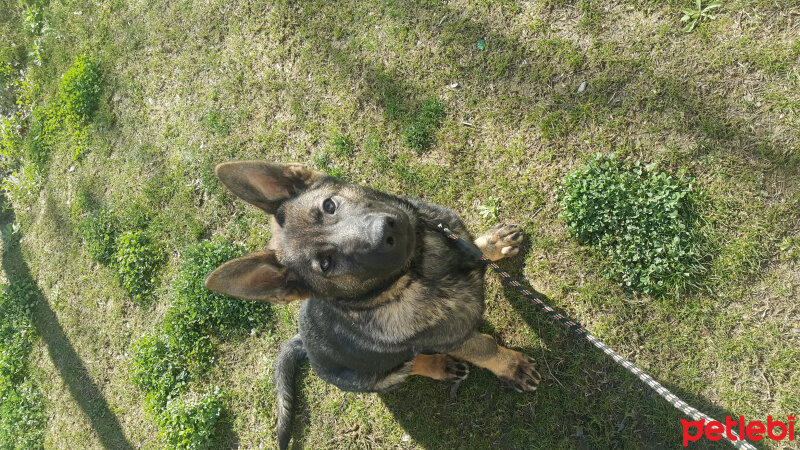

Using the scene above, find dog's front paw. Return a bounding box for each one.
[442,356,470,382]
[474,223,523,261]
[411,354,469,382]
[502,353,541,393]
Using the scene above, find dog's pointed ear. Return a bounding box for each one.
[214,161,324,214]
[204,251,310,304]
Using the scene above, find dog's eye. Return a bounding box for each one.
[319,256,332,272]
[322,198,336,214]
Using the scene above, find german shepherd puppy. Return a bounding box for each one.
[205,161,541,449]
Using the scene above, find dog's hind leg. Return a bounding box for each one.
[474,224,523,261]
[448,333,540,392]
[409,354,469,382]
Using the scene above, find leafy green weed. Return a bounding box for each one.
[559,153,708,296]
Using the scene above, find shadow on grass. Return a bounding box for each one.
[378,294,753,449]
[377,247,751,448]
[213,408,241,449]
[505,283,750,448]
[0,193,133,450]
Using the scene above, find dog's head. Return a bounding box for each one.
[205,161,417,304]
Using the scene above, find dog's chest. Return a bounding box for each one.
[299,267,484,355]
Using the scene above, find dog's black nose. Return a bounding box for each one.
[368,214,398,252]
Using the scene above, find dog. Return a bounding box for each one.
[204,161,541,449]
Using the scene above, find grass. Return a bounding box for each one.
[0,282,46,449]
[0,0,798,448]
[58,54,102,123]
[403,98,446,152]
[113,230,164,303]
[329,131,355,157]
[559,153,707,296]
[202,110,230,136]
[157,388,225,450]
[77,207,120,264]
[130,238,271,447]
[168,238,271,335]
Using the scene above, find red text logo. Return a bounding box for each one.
[682,415,795,446]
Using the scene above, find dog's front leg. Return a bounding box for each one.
[448,333,541,392]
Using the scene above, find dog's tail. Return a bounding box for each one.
[274,333,307,450]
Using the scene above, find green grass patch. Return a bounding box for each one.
[58,54,102,123]
[58,54,101,160]
[131,324,215,407]
[778,235,800,261]
[23,106,59,171]
[0,284,35,389]
[311,131,357,178]
[77,207,120,264]
[559,153,707,296]
[25,53,102,164]
[169,238,272,335]
[680,0,724,33]
[312,150,347,178]
[0,114,24,170]
[403,98,446,153]
[0,283,46,449]
[329,131,355,157]
[113,230,164,303]
[131,238,271,448]
[158,389,225,450]
[202,110,231,136]
[0,51,103,186]
[0,166,37,206]
[539,110,572,139]
[0,379,45,449]
[74,202,167,302]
